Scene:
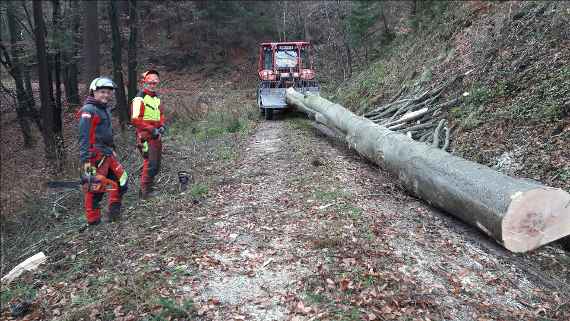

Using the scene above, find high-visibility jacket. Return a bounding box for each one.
[131,89,165,133]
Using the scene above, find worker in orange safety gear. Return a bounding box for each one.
[131,70,166,199]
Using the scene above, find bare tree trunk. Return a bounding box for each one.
[83,0,99,94]
[281,1,287,41]
[109,0,129,130]
[5,1,34,147]
[127,0,138,104]
[34,0,65,167]
[411,0,419,31]
[52,0,63,132]
[286,88,570,253]
[341,25,352,78]
[380,2,390,35]
[63,0,80,106]
[23,66,40,129]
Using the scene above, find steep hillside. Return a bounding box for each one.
[332,1,570,192]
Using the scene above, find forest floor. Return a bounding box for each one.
[1,76,569,321]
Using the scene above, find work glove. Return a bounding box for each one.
[151,128,160,139]
[83,162,96,176]
[158,126,166,135]
[81,162,97,187]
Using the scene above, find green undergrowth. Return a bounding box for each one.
[169,103,258,143]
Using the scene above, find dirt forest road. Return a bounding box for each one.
[2,108,569,321]
[185,116,570,321]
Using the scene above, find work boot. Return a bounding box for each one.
[139,188,149,200]
[87,219,101,226]
[139,188,160,200]
[140,181,158,200]
[108,203,122,222]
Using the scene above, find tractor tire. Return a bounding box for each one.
[265,108,273,120]
[561,236,570,252]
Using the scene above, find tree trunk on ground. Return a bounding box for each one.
[34,0,65,168]
[83,0,99,94]
[127,0,138,104]
[286,88,570,253]
[5,1,34,147]
[109,0,128,130]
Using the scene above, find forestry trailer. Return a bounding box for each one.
[257,41,320,120]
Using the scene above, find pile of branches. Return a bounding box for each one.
[362,75,464,151]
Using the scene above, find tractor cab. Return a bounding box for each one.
[257,41,320,119]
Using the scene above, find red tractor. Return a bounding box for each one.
[257,41,320,120]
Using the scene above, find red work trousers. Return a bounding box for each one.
[137,134,162,194]
[84,154,127,224]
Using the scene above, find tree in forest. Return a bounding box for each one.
[1,1,38,147]
[51,0,63,138]
[347,1,379,60]
[127,0,138,103]
[33,0,65,168]
[62,0,81,106]
[109,0,128,129]
[82,0,99,94]
[193,1,277,58]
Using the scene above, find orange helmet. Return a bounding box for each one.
[141,69,160,83]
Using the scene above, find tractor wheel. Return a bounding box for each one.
[561,236,570,252]
[256,89,262,108]
[265,108,273,120]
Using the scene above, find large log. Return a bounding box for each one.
[286,88,570,253]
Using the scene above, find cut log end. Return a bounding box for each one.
[502,188,570,253]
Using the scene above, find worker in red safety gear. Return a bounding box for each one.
[78,77,128,225]
[131,70,166,199]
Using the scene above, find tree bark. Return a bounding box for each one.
[127,0,138,104]
[380,2,390,35]
[82,0,99,93]
[63,0,81,106]
[5,1,35,147]
[52,0,63,133]
[34,0,65,167]
[22,64,42,130]
[286,88,570,253]
[109,0,129,130]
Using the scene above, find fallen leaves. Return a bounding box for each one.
[296,300,313,314]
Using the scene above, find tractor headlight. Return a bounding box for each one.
[293,72,300,78]
[300,69,315,80]
[281,72,290,78]
[259,69,275,81]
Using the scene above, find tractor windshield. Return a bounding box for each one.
[275,49,298,68]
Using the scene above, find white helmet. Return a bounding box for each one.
[89,77,116,91]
